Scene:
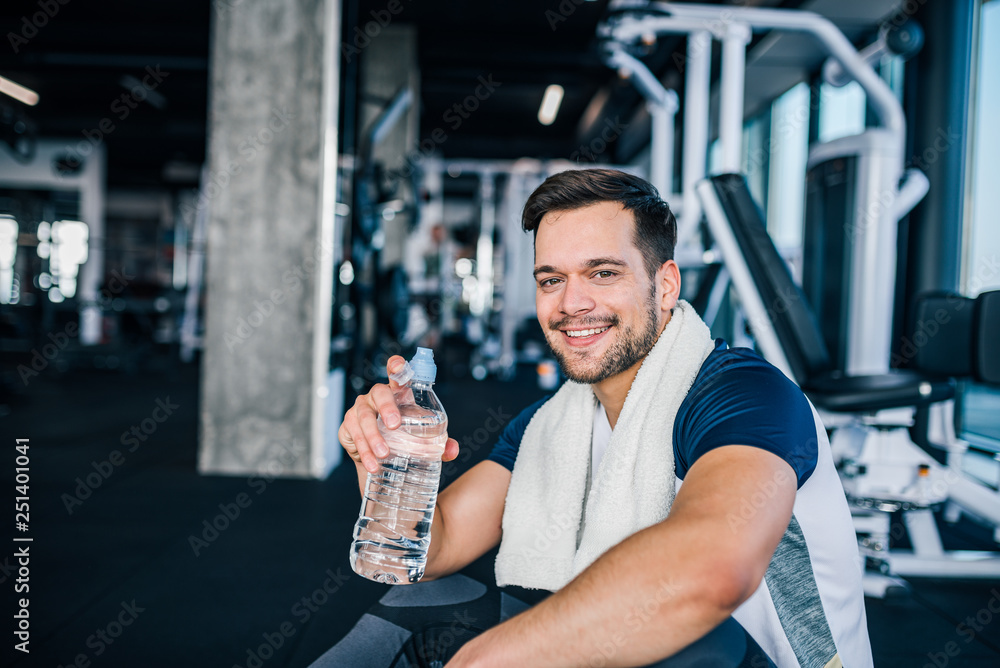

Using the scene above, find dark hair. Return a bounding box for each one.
[521,168,677,279]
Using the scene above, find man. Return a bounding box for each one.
[332,169,872,667]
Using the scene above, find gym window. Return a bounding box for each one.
[766,82,810,251]
[818,80,866,143]
[959,0,1000,451]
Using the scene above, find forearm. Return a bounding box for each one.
[448,517,742,667]
[425,461,510,582]
[421,503,453,581]
[447,447,795,667]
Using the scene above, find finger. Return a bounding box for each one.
[342,408,381,474]
[359,448,380,474]
[368,383,400,430]
[351,394,388,466]
[356,399,390,464]
[337,421,359,461]
[443,437,459,462]
[386,355,408,389]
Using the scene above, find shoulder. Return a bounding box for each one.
[693,341,793,389]
[486,395,551,471]
[681,341,806,413]
[504,395,551,440]
[674,341,818,486]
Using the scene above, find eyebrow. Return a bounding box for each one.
[533,257,628,278]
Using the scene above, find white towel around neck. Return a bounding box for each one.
[495,300,715,591]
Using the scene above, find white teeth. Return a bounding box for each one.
[565,326,609,338]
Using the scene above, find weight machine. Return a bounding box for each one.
[600,1,1000,595]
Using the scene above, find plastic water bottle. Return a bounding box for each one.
[350,348,448,584]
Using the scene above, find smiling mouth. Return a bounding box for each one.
[564,326,610,338]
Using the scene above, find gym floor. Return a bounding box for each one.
[3,362,1000,667]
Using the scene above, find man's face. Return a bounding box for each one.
[533,201,672,385]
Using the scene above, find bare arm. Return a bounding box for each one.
[338,355,511,579]
[446,445,797,667]
[423,460,511,580]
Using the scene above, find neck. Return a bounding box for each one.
[591,362,642,430]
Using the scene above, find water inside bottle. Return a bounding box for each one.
[350,424,446,584]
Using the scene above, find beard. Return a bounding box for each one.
[545,284,660,384]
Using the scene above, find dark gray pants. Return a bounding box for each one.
[308,574,775,667]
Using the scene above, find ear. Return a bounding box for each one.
[657,260,681,312]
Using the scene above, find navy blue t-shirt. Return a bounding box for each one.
[486,340,818,488]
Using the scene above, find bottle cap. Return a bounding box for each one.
[409,347,437,383]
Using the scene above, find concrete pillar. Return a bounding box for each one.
[199,0,341,478]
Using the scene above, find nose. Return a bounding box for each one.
[558,276,596,316]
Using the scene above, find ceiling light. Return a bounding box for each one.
[538,85,564,126]
[0,75,39,106]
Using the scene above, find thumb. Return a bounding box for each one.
[385,355,408,389]
[443,437,460,462]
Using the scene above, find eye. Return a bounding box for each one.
[594,270,617,279]
[538,277,561,288]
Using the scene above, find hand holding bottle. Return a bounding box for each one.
[338,355,460,474]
